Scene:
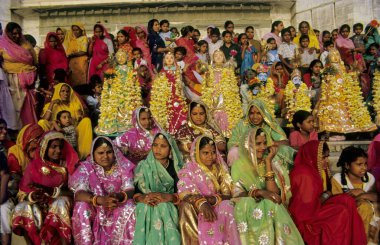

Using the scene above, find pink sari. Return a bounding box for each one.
[135,25,152,69]
[88,25,112,80]
[368,133,380,192]
[177,135,241,244]
[115,106,161,165]
[70,136,136,245]
[175,37,198,65]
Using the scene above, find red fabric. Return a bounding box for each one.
[135,26,152,69]
[289,140,367,245]
[368,133,380,192]
[175,37,198,65]
[2,140,14,150]
[123,26,137,48]
[7,153,22,174]
[40,212,72,244]
[302,73,313,88]
[289,130,318,149]
[88,25,112,80]
[183,62,201,96]
[39,32,68,84]
[13,216,41,244]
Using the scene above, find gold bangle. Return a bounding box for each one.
[172,193,180,205]
[133,193,142,203]
[51,187,60,198]
[194,197,207,212]
[265,176,275,181]
[92,195,99,207]
[264,171,275,177]
[28,192,37,204]
[211,194,222,206]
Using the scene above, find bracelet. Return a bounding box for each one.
[120,192,128,203]
[92,195,99,207]
[172,193,180,205]
[28,192,37,204]
[133,193,142,203]
[321,191,330,200]
[265,176,275,182]
[264,171,275,177]
[194,197,207,212]
[211,194,222,206]
[248,188,261,201]
[51,187,61,198]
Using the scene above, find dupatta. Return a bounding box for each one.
[0,30,33,65]
[293,25,320,50]
[63,22,87,56]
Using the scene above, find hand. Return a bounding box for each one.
[258,190,282,204]
[31,190,48,203]
[51,99,61,105]
[97,195,119,209]
[266,145,278,161]
[199,202,217,222]
[139,193,161,206]
[28,183,54,196]
[158,193,174,203]
[165,37,170,41]
[347,188,365,197]
[308,47,316,54]
[109,192,125,203]
[91,36,96,43]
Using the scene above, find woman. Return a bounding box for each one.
[177,135,241,244]
[262,21,284,46]
[115,107,161,165]
[368,133,380,192]
[133,132,183,244]
[70,137,136,244]
[39,32,68,86]
[135,25,152,69]
[0,22,38,128]
[116,29,133,65]
[175,25,198,65]
[56,27,66,47]
[332,146,379,244]
[63,22,88,87]
[228,99,289,165]
[238,33,257,76]
[147,19,171,72]
[319,30,331,51]
[270,61,290,109]
[12,131,79,245]
[88,24,114,81]
[231,128,304,245]
[289,141,367,245]
[293,21,320,51]
[175,101,226,162]
[39,83,92,159]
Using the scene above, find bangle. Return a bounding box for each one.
[51,187,60,198]
[265,176,275,182]
[264,171,275,177]
[133,193,142,203]
[249,188,261,201]
[211,194,222,206]
[92,195,99,207]
[28,192,37,204]
[321,191,330,200]
[172,193,180,205]
[194,197,207,212]
[120,192,128,203]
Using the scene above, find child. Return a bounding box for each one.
[174,46,187,71]
[289,110,318,149]
[86,75,102,127]
[137,65,152,107]
[265,37,280,66]
[332,146,379,244]
[170,27,180,38]
[350,23,365,53]
[278,28,297,73]
[196,40,210,64]
[208,27,223,58]
[159,20,176,48]
[297,35,318,75]
[132,47,147,69]
[320,40,334,66]
[52,110,77,150]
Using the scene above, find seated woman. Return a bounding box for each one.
[133,132,183,244]
[70,136,136,244]
[175,101,226,162]
[289,141,367,245]
[114,107,161,165]
[332,146,379,245]
[177,135,241,245]
[289,110,318,150]
[12,131,79,245]
[228,99,290,166]
[231,128,303,244]
[39,83,92,159]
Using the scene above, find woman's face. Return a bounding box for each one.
[248,106,264,126]
[275,64,284,74]
[246,28,254,39]
[322,33,331,43]
[0,123,7,141]
[312,62,322,75]
[139,110,152,130]
[48,35,58,49]
[289,27,296,37]
[93,143,115,169]
[213,51,224,64]
[340,27,350,39]
[152,136,170,162]
[190,105,206,126]
[299,23,309,35]
[56,29,65,42]
[239,34,248,45]
[346,157,367,179]
[94,26,103,38]
[255,134,267,160]
[59,85,71,102]
[72,25,83,38]
[46,139,63,162]
[275,22,284,32]
[8,27,22,44]
[117,33,127,45]
[152,21,160,33]
[199,143,216,168]
[200,43,208,53]
[164,53,175,66]
[135,27,146,39]
[331,31,338,41]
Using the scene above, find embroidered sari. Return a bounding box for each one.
[39,83,93,159]
[177,135,241,245]
[289,141,367,245]
[70,136,136,245]
[133,132,183,245]
[12,131,79,245]
[175,101,226,162]
[231,127,303,245]
[368,133,380,192]
[175,37,198,65]
[135,26,152,69]
[115,106,161,165]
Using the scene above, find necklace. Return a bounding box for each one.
[161,160,169,169]
[104,164,116,175]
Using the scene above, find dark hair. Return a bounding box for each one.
[337,146,369,186]
[56,27,64,33]
[281,28,291,37]
[224,20,234,29]
[275,62,283,69]
[0,118,7,127]
[198,136,215,151]
[94,24,104,32]
[193,29,200,35]
[147,19,159,34]
[190,102,206,113]
[298,21,310,32]
[271,20,283,32]
[5,22,22,34]
[153,133,170,147]
[160,19,169,26]
[245,26,254,32]
[308,59,323,74]
[255,128,265,138]
[24,34,36,47]
[332,28,338,33]
[170,27,178,33]
[222,30,232,37]
[313,29,320,33]
[44,138,64,161]
[366,43,380,55]
[322,30,330,38]
[267,37,276,44]
[53,68,67,83]
[288,25,296,31]
[210,27,221,37]
[132,47,143,54]
[89,74,102,89]
[139,107,150,116]
[117,29,129,39]
[237,33,248,44]
[339,24,350,33]
[93,137,113,154]
[353,23,364,30]
[56,110,71,121]
[174,46,187,56]
[323,40,334,48]
[197,40,208,48]
[292,110,312,130]
[180,25,194,37]
[300,34,310,42]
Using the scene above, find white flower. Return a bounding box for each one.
[258,233,269,245]
[237,222,248,233]
[153,220,162,230]
[252,208,263,220]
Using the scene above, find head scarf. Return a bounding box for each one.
[63,22,87,55]
[123,26,137,47]
[187,101,223,136]
[293,21,320,49]
[368,133,380,170]
[0,26,33,65]
[335,25,355,50]
[44,32,64,51]
[131,106,161,133]
[42,32,68,82]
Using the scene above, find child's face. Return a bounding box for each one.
[312,62,322,74]
[300,38,309,48]
[133,50,142,59]
[354,27,363,35]
[93,84,103,95]
[282,32,291,42]
[59,112,72,127]
[322,33,331,43]
[269,40,277,50]
[340,28,350,39]
[223,33,232,44]
[211,34,219,43]
[161,22,169,32]
[326,44,334,51]
[117,33,127,45]
[369,46,378,55]
[314,31,320,38]
[138,66,150,79]
[298,115,315,133]
[200,43,208,53]
[175,51,184,61]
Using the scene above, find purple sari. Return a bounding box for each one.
[114,107,161,165]
[69,137,136,245]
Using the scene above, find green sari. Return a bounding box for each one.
[231,128,304,245]
[133,132,183,245]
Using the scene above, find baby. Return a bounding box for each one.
[52,110,77,150]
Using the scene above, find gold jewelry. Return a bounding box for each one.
[208,140,214,145]
[265,176,275,181]
[194,197,207,212]
[120,192,128,203]
[196,103,201,107]
[161,160,169,169]
[211,194,222,206]
[264,171,275,177]
[92,195,99,206]
[51,187,61,198]
[104,164,116,175]
[28,192,37,204]
[158,134,164,139]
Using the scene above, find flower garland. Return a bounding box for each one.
[150,73,172,130]
[96,66,142,135]
[201,68,217,110]
[246,78,276,117]
[373,71,380,124]
[284,81,311,126]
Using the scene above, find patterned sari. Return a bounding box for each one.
[177,135,241,245]
[231,127,303,245]
[12,131,79,245]
[115,106,161,165]
[70,136,136,245]
[133,132,183,245]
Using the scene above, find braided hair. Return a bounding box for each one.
[337,146,368,188]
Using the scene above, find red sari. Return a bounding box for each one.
[175,37,198,65]
[289,140,367,245]
[12,131,79,245]
[134,26,152,69]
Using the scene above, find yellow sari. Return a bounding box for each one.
[293,28,320,50]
